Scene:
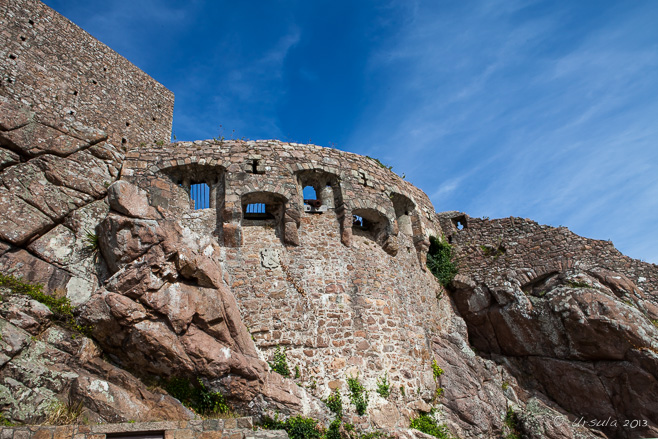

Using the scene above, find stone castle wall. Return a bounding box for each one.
[438,213,658,308]
[0,0,174,148]
[119,140,456,428]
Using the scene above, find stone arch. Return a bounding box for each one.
[159,163,225,212]
[351,208,398,256]
[295,168,344,212]
[390,192,417,236]
[238,191,300,247]
[390,192,430,268]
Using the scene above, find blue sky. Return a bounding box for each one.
[44,0,658,263]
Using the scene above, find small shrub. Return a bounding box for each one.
[409,413,454,439]
[399,385,405,397]
[325,419,342,439]
[268,345,291,377]
[652,319,658,328]
[263,415,322,439]
[431,360,444,380]
[504,406,521,439]
[347,374,369,416]
[502,381,509,391]
[0,273,91,334]
[164,377,230,416]
[324,388,343,419]
[44,399,85,425]
[366,156,393,171]
[426,236,458,287]
[376,372,390,398]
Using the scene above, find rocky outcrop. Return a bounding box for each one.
[0,96,120,303]
[79,181,325,419]
[0,293,193,423]
[440,213,658,438]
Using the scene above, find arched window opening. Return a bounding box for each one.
[351,208,397,255]
[297,170,339,213]
[190,183,210,210]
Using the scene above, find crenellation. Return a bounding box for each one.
[123,140,438,259]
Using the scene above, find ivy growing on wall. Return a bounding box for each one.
[426,236,458,287]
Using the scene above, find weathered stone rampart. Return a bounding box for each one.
[0,0,174,147]
[123,140,438,257]
[438,212,658,310]
[116,140,453,429]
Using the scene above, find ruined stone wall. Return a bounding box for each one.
[438,213,658,309]
[0,0,174,147]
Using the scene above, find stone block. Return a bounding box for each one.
[0,123,88,157]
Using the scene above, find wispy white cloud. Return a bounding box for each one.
[347,0,658,262]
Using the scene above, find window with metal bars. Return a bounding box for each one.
[244,202,274,219]
[190,183,210,210]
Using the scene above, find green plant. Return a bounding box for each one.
[0,413,14,427]
[366,156,393,171]
[164,377,230,416]
[431,360,444,380]
[502,381,509,391]
[409,413,454,439]
[155,139,165,146]
[399,385,405,397]
[268,345,291,377]
[263,414,322,439]
[295,365,301,380]
[347,374,369,416]
[567,280,591,288]
[0,273,91,335]
[504,407,521,439]
[325,419,342,439]
[44,398,86,425]
[479,244,505,258]
[376,372,391,398]
[83,230,99,253]
[426,236,458,287]
[324,388,343,419]
[435,387,444,398]
[651,319,658,328]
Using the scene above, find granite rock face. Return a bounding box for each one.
[0,293,193,424]
[439,213,658,438]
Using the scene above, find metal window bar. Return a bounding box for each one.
[190,183,210,210]
[246,203,266,214]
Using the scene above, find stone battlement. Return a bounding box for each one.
[122,139,440,264]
